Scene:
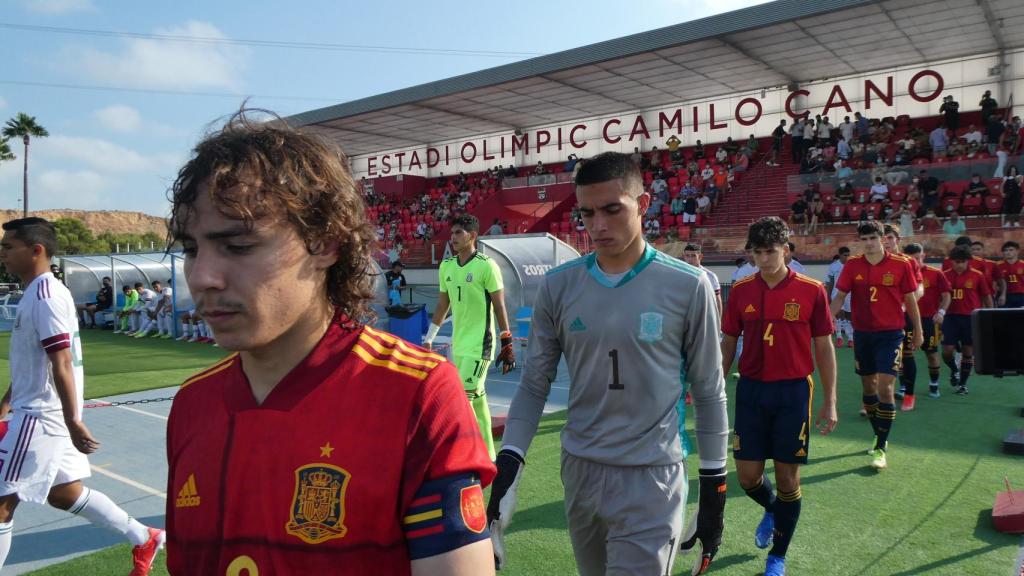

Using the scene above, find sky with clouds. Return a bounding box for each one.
[0,0,771,216]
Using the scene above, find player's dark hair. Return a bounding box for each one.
[450,213,480,234]
[747,216,790,249]
[169,107,377,323]
[134,282,144,289]
[574,152,643,196]
[949,246,972,261]
[1,217,57,258]
[953,235,972,246]
[102,276,111,281]
[734,257,746,266]
[684,243,701,252]
[856,221,884,237]
[903,243,923,255]
[1003,240,1020,251]
[838,246,851,255]
[883,223,900,238]
[122,285,132,292]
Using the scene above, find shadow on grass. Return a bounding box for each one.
[508,500,568,534]
[8,514,163,565]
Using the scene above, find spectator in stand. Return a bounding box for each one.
[723,137,739,157]
[735,151,750,173]
[696,190,711,216]
[77,275,113,328]
[817,116,832,145]
[436,172,448,187]
[808,193,824,235]
[644,216,660,239]
[1009,117,1023,154]
[769,119,787,166]
[869,177,889,203]
[784,242,806,272]
[564,154,580,172]
[943,211,967,238]
[965,141,982,159]
[414,221,428,240]
[889,204,916,238]
[802,118,816,157]
[965,174,988,200]
[986,116,1005,156]
[835,180,854,204]
[715,146,728,164]
[791,117,805,163]
[839,115,855,144]
[919,209,941,233]
[651,174,668,202]
[929,124,948,156]
[940,95,960,131]
[745,134,759,157]
[979,90,998,125]
[647,195,665,219]
[648,146,661,169]
[572,157,584,180]
[705,181,721,207]
[534,161,548,176]
[962,125,982,145]
[504,164,518,178]
[670,192,685,215]
[700,164,715,186]
[905,181,921,203]
[631,147,642,166]
[681,181,697,198]
[487,219,504,235]
[681,194,698,224]
[854,112,870,144]
[837,136,851,160]
[947,138,966,158]
[789,196,809,235]
[994,145,1009,178]
[917,170,940,215]
[1002,165,1022,228]
[693,139,706,160]
[874,120,893,144]
[835,159,854,181]
[685,158,698,179]
[713,166,728,192]
[665,135,682,157]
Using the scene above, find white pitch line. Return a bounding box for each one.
[115,405,169,421]
[90,465,166,500]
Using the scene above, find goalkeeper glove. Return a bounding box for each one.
[679,467,726,575]
[423,322,441,350]
[496,331,516,374]
[486,449,525,570]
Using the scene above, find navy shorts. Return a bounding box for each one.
[902,314,915,350]
[921,317,940,353]
[733,376,813,464]
[1003,293,1024,308]
[941,314,972,346]
[854,329,904,376]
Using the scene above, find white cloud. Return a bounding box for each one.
[35,169,106,208]
[68,21,249,91]
[93,105,142,133]
[45,135,180,173]
[22,0,95,14]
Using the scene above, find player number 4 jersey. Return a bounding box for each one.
[9,272,84,432]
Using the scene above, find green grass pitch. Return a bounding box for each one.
[8,331,1023,575]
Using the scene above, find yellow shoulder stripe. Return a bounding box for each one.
[181,353,238,389]
[733,275,756,288]
[357,333,442,370]
[351,344,429,379]
[364,327,446,364]
[793,273,822,287]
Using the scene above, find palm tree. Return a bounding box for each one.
[2,113,49,217]
[0,139,14,163]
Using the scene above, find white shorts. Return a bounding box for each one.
[0,412,90,504]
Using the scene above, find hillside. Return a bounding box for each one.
[0,209,167,237]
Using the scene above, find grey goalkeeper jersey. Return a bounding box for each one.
[503,244,729,467]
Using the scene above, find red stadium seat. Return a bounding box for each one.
[854,189,870,204]
[865,203,882,220]
[550,222,559,234]
[890,186,907,203]
[942,197,961,215]
[559,221,571,234]
[661,215,674,228]
[847,204,864,220]
[960,196,983,216]
[985,195,1003,214]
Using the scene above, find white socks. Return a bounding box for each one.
[0,520,12,569]
[69,487,150,546]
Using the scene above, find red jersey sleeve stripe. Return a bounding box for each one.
[405,524,445,540]
[410,494,442,509]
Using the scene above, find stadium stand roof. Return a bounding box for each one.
[288,0,1024,156]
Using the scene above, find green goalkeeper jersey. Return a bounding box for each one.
[438,252,504,360]
[122,290,139,310]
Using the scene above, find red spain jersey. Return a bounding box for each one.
[997,259,1024,295]
[722,270,833,381]
[836,252,919,332]
[942,256,1001,288]
[166,319,496,576]
[944,267,992,315]
[917,265,952,318]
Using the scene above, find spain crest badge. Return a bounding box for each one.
[285,464,351,544]
[783,302,801,321]
[882,273,895,286]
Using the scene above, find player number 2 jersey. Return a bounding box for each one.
[9,272,84,432]
[438,252,503,360]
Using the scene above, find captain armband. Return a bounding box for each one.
[403,474,489,560]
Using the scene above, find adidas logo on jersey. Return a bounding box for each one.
[855,274,864,280]
[569,317,587,332]
[795,448,807,457]
[743,304,756,313]
[175,474,201,508]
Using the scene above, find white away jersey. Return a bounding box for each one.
[9,273,84,432]
[826,260,851,312]
[136,288,156,310]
